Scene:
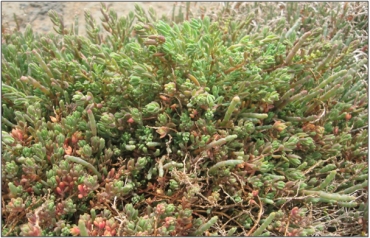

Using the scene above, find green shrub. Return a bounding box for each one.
[2,2,368,236]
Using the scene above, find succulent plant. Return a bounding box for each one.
[1,2,368,236]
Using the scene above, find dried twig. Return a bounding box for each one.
[246,196,263,236]
[111,196,127,236]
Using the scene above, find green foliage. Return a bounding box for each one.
[1,2,368,237]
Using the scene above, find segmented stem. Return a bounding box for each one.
[195,216,218,236]
[301,190,356,202]
[312,170,336,191]
[206,135,238,150]
[221,96,240,126]
[65,155,101,180]
[87,109,97,136]
[285,31,311,65]
[209,159,243,174]
[252,212,276,236]
[339,180,368,194]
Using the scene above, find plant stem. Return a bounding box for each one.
[252,212,276,236]
[87,109,97,136]
[339,180,368,194]
[206,135,238,150]
[285,31,311,65]
[221,96,240,126]
[311,170,336,191]
[65,155,101,180]
[195,216,218,236]
[301,190,356,202]
[241,113,268,119]
[209,159,243,174]
[78,220,89,236]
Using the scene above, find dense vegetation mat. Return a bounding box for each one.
[1,2,368,236]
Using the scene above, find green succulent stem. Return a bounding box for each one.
[209,159,243,174]
[205,135,238,150]
[23,76,51,95]
[241,113,269,119]
[252,212,276,236]
[188,74,201,87]
[2,117,16,127]
[320,84,344,101]
[227,227,237,236]
[221,96,240,126]
[275,88,295,109]
[285,31,311,65]
[277,90,308,110]
[158,156,165,177]
[311,170,336,191]
[2,131,15,145]
[78,220,89,236]
[260,197,274,204]
[354,174,368,181]
[32,50,53,83]
[284,116,305,122]
[146,142,162,147]
[305,197,359,207]
[288,90,308,103]
[195,216,218,236]
[336,201,360,208]
[297,89,324,105]
[255,125,273,130]
[87,109,97,137]
[124,144,136,151]
[291,76,311,89]
[301,190,356,202]
[65,155,102,180]
[163,161,183,170]
[314,70,347,91]
[339,180,368,194]
[285,18,301,39]
[281,88,296,101]
[317,43,339,71]
[343,80,364,101]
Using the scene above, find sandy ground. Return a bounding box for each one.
[1,2,223,35]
